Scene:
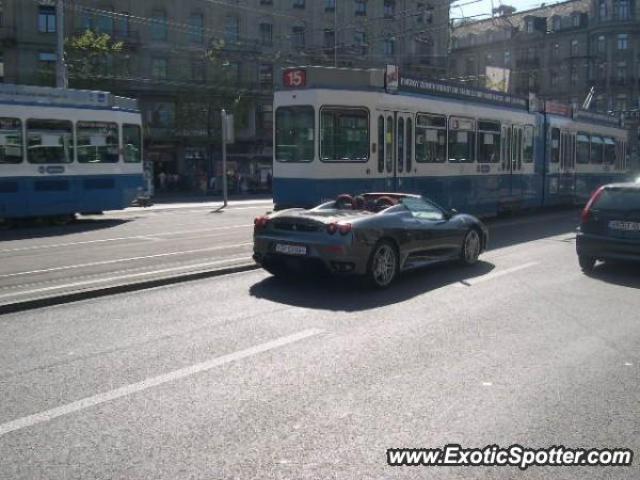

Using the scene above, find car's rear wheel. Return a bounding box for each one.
[461,229,481,265]
[367,240,398,288]
[578,255,596,273]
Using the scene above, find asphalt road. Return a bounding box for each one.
[0,199,271,306]
[1,208,639,479]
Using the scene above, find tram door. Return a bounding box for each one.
[558,132,576,198]
[510,125,524,199]
[377,111,412,192]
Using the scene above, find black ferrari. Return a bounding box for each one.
[253,193,489,287]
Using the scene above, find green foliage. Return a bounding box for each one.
[66,30,124,80]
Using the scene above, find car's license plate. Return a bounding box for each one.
[275,243,307,255]
[609,220,640,231]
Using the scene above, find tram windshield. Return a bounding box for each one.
[275,106,315,162]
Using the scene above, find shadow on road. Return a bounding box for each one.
[0,218,133,242]
[249,261,495,311]
[487,207,580,251]
[588,262,640,289]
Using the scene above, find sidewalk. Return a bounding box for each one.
[119,193,273,214]
[150,192,273,205]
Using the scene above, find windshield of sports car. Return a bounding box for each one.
[401,196,446,221]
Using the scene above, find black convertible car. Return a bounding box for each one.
[253,193,489,287]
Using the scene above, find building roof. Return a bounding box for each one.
[452,0,590,39]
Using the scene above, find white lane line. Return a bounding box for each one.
[0,225,252,254]
[0,256,254,299]
[457,262,539,287]
[0,243,253,279]
[0,328,323,437]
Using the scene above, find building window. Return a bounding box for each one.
[118,12,130,37]
[616,94,627,111]
[257,104,273,133]
[526,19,534,33]
[616,62,627,82]
[504,50,511,66]
[617,33,628,50]
[188,13,204,45]
[552,16,561,30]
[570,65,578,86]
[355,0,367,16]
[38,52,57,63]
[599,0,607,19]
[570,39,579,56]
[325,0,335,12]
[383,38,395,56]
[259,23,273,46]
[151,58,167,79]
[323,29,335,49]
[552,42,560,58]
[572,14,580,27]
[0,52,4,83]
[293,0,305,8]
[38,6,56,33]
[191,61,205,82]
[259,64,273,88]
[551,71,559,88]
[384,0,395,18]
[597,35,606,54]
[354,31,367,54]
[291,26,305,49]
[260,0,273,4]
[616,0,630,20]
[225,16,239,43]
[151,10,168,41]
[95,8,114,34]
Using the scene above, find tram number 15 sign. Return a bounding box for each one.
[283,69,306,88]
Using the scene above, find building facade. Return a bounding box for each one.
[0,0,449,193]
[450,0,640,115]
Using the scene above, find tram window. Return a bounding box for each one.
[515,128,523,169]
[477,120,500,164]
[603,137,616,165]
[385,116,393,173]
[123,124,142,163]
[397,117,404,172]
[0,118,23,164]
[377,115,384,173]
[576,133,589,164]
[523,125,534,163]
[320,108,369,162]
[550,128,560,163]
[448,117,475,163]
[590,135,604,164]
[415,113,446,163]
[275,106,315,162]
[406,117,413,172]
[27,119,73,164]
[77,121,119,163]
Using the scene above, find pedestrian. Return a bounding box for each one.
[158,171,167,191]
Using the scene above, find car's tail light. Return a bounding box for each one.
[581,186,605,224]
[254,216,270,230]
[327,222,338,235]
[338,223,352,235]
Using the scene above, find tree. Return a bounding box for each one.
[65,30,125,86]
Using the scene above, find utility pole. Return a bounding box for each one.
[56,0,68,88]
[221,110,228,208]
[334,0,338,67]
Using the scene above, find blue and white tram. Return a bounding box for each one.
[273,66,630,215]
[0,84,143,221]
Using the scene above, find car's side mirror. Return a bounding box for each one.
[444,208,458,220]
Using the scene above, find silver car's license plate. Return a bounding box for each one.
[609,220,640,231]
[275,243,307,256]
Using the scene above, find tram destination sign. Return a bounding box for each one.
[397,76,528,109]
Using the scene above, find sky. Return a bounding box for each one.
[449,0,562,21]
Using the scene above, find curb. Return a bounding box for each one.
[0,263,261,316]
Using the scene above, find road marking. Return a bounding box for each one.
[0,243,253,279]
[0,256,254,299]
[0,328,323,437]
[457,262,539,287]
[0,225,252,254]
